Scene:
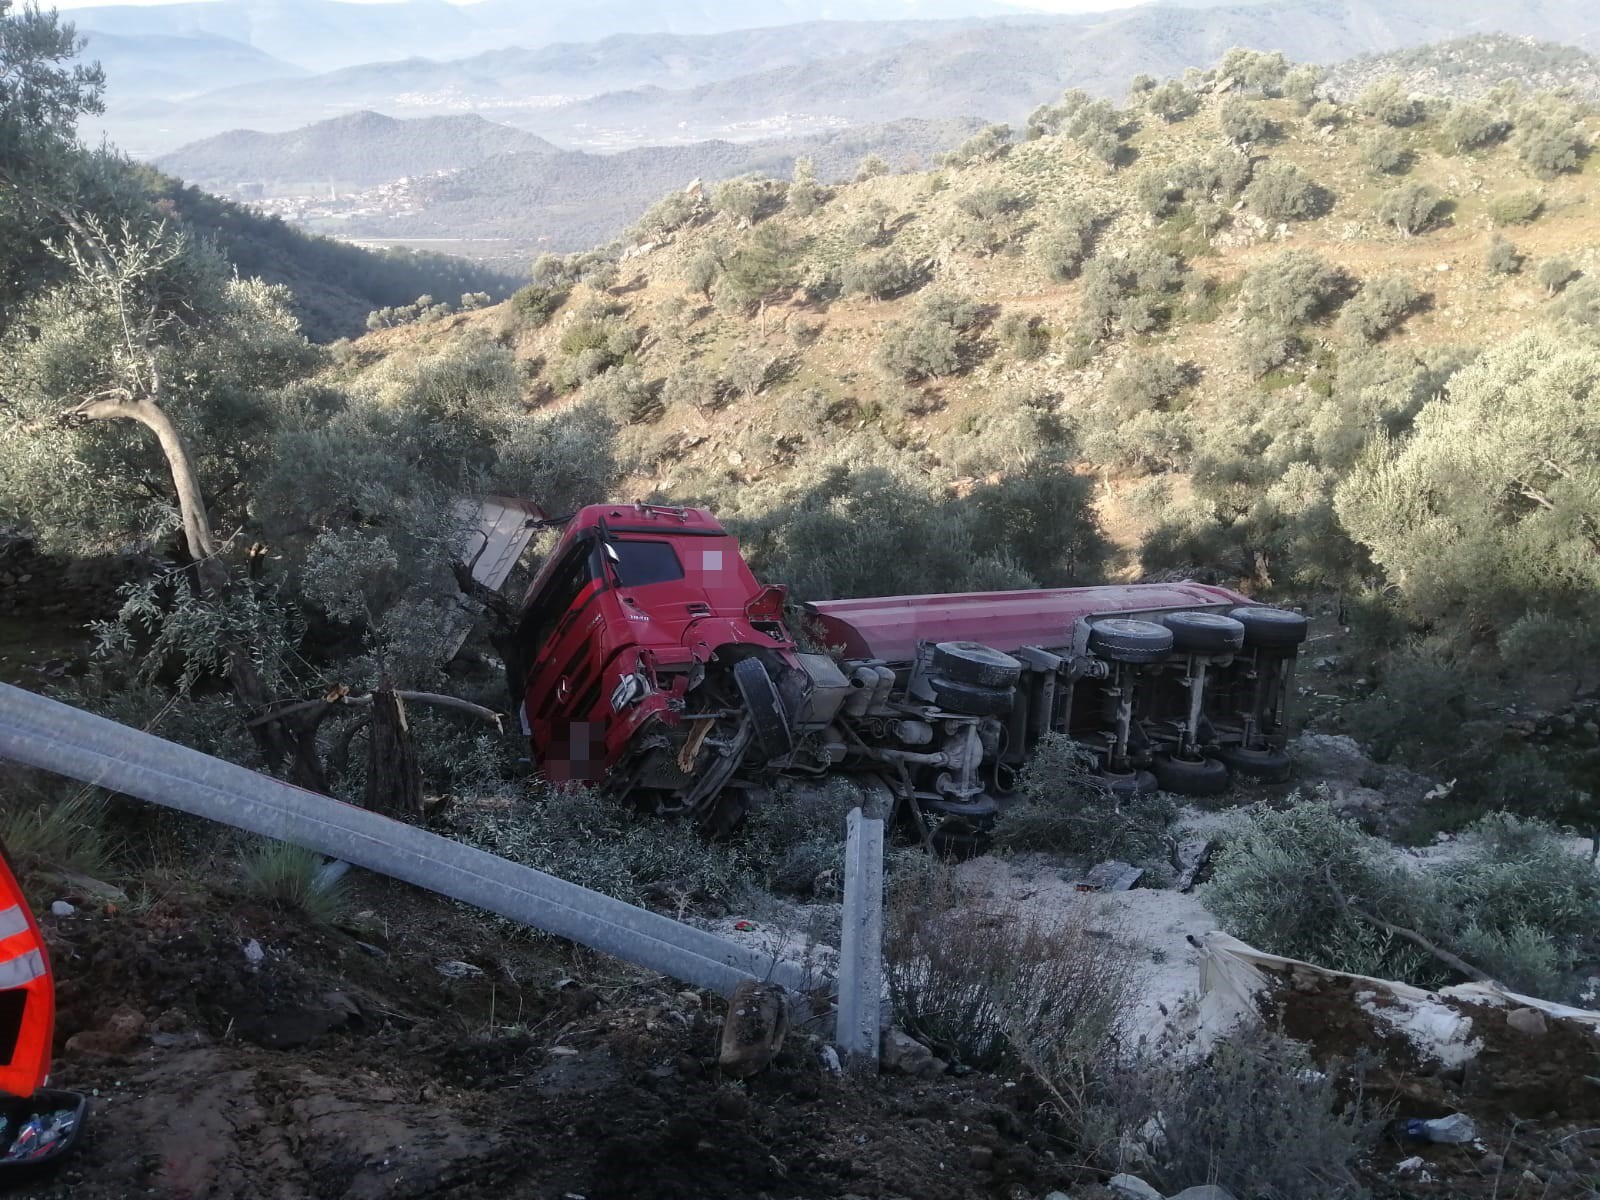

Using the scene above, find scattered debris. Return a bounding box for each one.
[1078,860,1144,892]
[436,959,485,980]
[1405,1112,1476,1144]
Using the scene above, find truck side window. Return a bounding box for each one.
[611,540,684,588]
[519,541,597,655]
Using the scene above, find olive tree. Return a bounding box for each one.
[1243,160,1318,222]
[1376,182,1443,236]
[1335,329,1600,624]
[1358,76,1420,126]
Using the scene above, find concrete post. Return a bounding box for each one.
[835,807,884,1072]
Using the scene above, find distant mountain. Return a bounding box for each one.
[80,31,305,102]
[70,0,1021,74]
[294,116,985,255]
[1324,33,1600,103]
[520,0,1600,145]
[156,112,559,191]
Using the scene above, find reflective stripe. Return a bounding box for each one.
[0,950,44,988]
[0,906,27,940]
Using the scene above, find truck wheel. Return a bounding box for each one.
[1153,753,1231,796]
[733,658,794,759]
[932,641,1023,688]
[1162,611,1246,655]
[1214,744,1293,782]
[1101,768,1158,797]
[1086,619,1173,664]
[1230,606,1309,649]
[929,675,1014,717]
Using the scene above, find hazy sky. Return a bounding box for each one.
[52,0,1149,10]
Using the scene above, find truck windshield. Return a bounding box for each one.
[612,540,684,587]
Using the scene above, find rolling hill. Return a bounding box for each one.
[156,112,560,191]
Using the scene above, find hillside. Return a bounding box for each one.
[156,112,559,192]
[1325,33,1600,104]
[80,30,305,101]
[337,53,1600,608]
[521,0,1600,146]
[130,167,518,339]
[277,116,982,258]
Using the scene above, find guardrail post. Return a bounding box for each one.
[836,807,884,1073]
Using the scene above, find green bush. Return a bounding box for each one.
[1376,182,1443,235]
[508,282,567,328]
[1538,256,1579,295]
[1336,275,1420,342]
[1218,95,1272,144]
[1104,1026,1376,1200]
[1512,99,1587,177]
[1359,128,1406,174]
[1145,79,1199,123]
[883,865,1137,1072]
[1488,190,1543,226]
[662,360,726,413]
[1442,101,1507,152]
[997,733,1177,862]
[841,249,919,300]
[1106,352,1192,415]
[1358,75,1420,126]
[1244,160,1319,222]
[1034,202,1101,282]
[942,123,1012,167]
[239,839,346,925]
[997,311,1049,360]
[1241,249,1341,328]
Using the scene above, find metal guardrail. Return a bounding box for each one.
[0,684,810,1001]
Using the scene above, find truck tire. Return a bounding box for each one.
[932,641,1023,689]
[1101,768,1158,797]
[733,657,794,760]
[1162,611,1246,655]
[1086,619,1174,664]
[1230,605,1310,650]
[1214,744,1293,782]
[929,675,1014,717]
[1153,753,1231,796]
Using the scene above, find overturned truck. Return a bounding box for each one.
[505,504,1307,843]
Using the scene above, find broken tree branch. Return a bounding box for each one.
[249,690,504,733]
[1321,865,1496,985]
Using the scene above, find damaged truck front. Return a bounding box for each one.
[505,503,1307,845]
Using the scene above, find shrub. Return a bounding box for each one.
[1512,99,1587,177]
[1217,47,1290,95]
[662,361,726,413]
[0,785,109,877]
[1307,100,1341,128]
[1375,182,1442,235]
[1488,190,1544,226]
[942,123,1012,167]
[713,175,783,224]
[1336,275,1420,342]
[997,733,1178,861]
[1104,1026,1376,1200]
[633,188,703,237]
[1442,101,1507,152]
[841,250,919,300]
[1553,276,1600,328]
[953,184,1032,254]
[508,282,567,328]
[1358,75,1420,126]
[854,153,890,181]
[1359,127,1406,173]
[1106,352,1191,415]
[239,839,346,925]
[997,311,1049,360]
[724,344,773,399]
[585,364,660,424]
[1486,236,1522,275]
[785,156,827,216]
[684,247,721,298]
[1034,202,1101,282]
[1537,256,1578,295]
[1218,95,1272,144]
[1241,249,1341,328]
[1146,79,1199,123]
[878,317,962,380]
[1243,160,1318,222]
[1239,326,1296,377]
[1283,63,1325,108]
[883,865,1138,1072]
[1079,247,1183,339]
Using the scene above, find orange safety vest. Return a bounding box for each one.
[0,848,52,1098]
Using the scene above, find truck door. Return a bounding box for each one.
[521,537,609,782]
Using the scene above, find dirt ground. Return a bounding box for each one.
[16,872,1091,1200]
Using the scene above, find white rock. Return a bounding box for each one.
[242,938,264,965]
[1107,1174,1164,1200]
[1506,1007,1548,1036]
[49,900,75,917]
[1170,1187,1240,1200]
[437,959,485,979]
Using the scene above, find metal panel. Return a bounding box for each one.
[445,496,543,659]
